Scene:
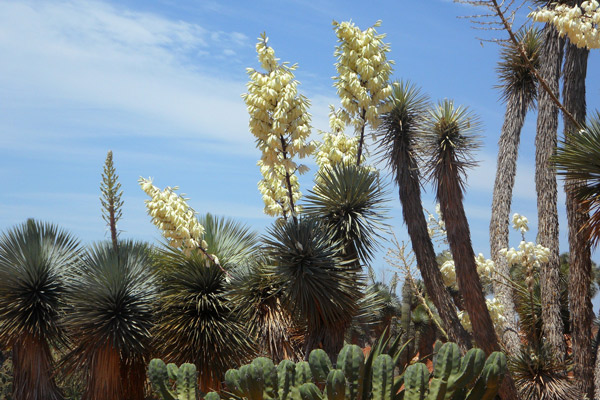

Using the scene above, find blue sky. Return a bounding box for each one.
[1,0,599,278]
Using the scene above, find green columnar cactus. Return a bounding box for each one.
[371,355,393,400]
[325,369,346,400]
[464,351,506,400]
[277,359,296,400]
[204,392,221,400]
[404,363,429,400]
[163,341,506,400]
[336,344,364,400]
[148,359,197,400]
[309,349,332,384]
[298,382,323,400]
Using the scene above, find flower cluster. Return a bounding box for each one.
[437,251,495,289]
[500,240,550,292]
[242,33,315,217]
[332,20,394,132]
[139,178,207,255]
[530,1,600,49]
[427,203,447,242]
[314,106,362,172]
[512,213,529,234]
[458,297,506,333]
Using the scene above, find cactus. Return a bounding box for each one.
[371,355,393,400]
[298,382,323,400]
[325,369,346,400]
[404,363,429,400]
[309,349,332,384]
[336,344,364,400]
[204,392,221,400]
[464,351,506,400]
[295,361,313,385]
[148,359,197,400]
[277,359,296,400]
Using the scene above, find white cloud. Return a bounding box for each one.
[0,0,253,146]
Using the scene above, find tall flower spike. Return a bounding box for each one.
[139,177,207,255]
[332,20,394,164]
[242,33,315,219]
[314,106,363,178]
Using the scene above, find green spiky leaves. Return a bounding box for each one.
[496,26,542,106]
[421,99,482,195]
[304,163,388,264]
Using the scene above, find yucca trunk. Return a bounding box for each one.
[396,151,472,351]
[12,334,63,400]
[435,156,519,399]
[82,342,123,400]
[535,23,566,359]
[562,31,593,397]
[489,96,529,356]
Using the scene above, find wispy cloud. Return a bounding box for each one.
[0,0,252,147]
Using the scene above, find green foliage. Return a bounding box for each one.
[304,163,388,264]
[509,344,582,400]
[0,219,81,400]
[62,240,156,399]
[262,216,362,355]
[153,247,255,392]
[198,213,259,271]
[148,359,199,400]
[100,150,123,250]
[554,112,600,246]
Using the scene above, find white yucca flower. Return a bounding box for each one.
[242,33,315,218]
[459,297,506,333]
[332,20,394,163]
[530,1,600,49]
[139,177,207,255]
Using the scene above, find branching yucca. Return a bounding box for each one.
[0,219,81,400]
[62,240,156,400]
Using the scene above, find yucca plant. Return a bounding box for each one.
[489,26,541,356]
[377,81,471,351]
[0,219,81,400]
[303,163,388,266]
[62,240,156,400]
[229,261,303,362]
[197,213,259,271]
[262,216,362,357]
[153,247,255,392]
[509,344,581,400]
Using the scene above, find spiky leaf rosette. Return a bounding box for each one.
[377,80,429,184]
[153,248,255,392]
[197,213,259,271]
[496,26,542,106]
[420,99,482,187]
[62,240,156,400]
[555,113,600,246]
[262,217,363,355]
[229,261,303,362]
[303,163,388,264]
[509,344,582,399]
[0,219,81,400]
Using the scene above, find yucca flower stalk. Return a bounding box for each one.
[242,33,314,220]
[100,150,123,252]
[62,241,156,400]
[139,178,228,276]
[333,20,394,165]
[0,219,81,400]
